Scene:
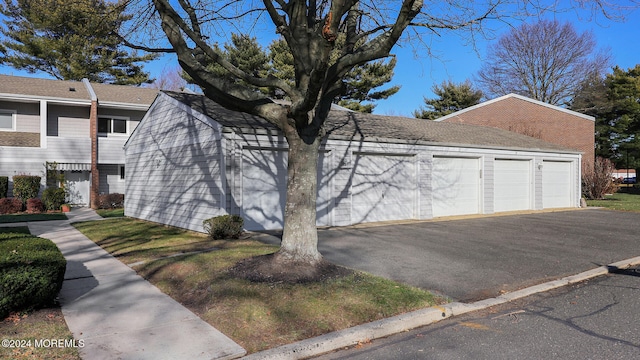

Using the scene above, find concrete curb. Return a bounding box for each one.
[242,255,640,360]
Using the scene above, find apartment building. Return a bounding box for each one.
[0,74,157,207]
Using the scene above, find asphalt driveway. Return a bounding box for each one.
[312,209,640,301]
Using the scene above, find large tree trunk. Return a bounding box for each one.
[229,124,326,283]
[277,129,323,265]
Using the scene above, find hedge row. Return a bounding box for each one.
[13,175,41,204]
[0,198,23,214]
[0,232,66,319]
[96,193,124,209]
[0,177,7,199]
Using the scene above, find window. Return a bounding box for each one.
[119,165,125,181]
[0,110,16,131]
[98,116,128,134]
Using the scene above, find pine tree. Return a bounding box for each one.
[414,80,483,119]
[571,65,640,168]
[0,0,155,85]
[336,57,400,113]
[187,35,400,112]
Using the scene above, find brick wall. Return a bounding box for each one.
[442,97,595,167]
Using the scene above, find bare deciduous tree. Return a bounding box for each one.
[582,156,617,200]
[476,19,610,105]
[121,0,637,279]
[148,65,188,91]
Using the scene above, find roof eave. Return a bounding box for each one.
[0,93,91,106]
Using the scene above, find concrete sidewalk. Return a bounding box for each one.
[27,208,245,360]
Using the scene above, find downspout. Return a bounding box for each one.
[83,78,99,209]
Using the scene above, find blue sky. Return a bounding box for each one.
[1,4,638,117]
[372,8,640,116]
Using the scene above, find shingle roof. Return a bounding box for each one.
[0,74,91,101]
[90,82,158,106]
[0,74,158,107]
[164,91,578,153]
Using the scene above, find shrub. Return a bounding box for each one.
[42,187,67,211]
[0,232,66,319]
[582,157,618,200]
[203,215,244,240]
[12,175,41,204]
[0,176,7,198]
[26,198,44,213]
[96,193,124,209]
[0,198,23,214]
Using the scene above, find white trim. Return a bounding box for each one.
[434,93,595,122]
[0,109,16,131]
[97,101,153,111]
[0,93,91,106]
[124,96,162,148]
[39,100,47,148]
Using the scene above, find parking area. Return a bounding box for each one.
[312,209,640,301]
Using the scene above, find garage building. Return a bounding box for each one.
[124,92,582,232]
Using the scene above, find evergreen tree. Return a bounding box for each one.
[336,56,400,113]
[187,35,400,112]
[267,39,295,90]
[0,0,155,85]
[414,80,483,119]
[571,65,640,168]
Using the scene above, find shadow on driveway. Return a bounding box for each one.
[260,209,640,302]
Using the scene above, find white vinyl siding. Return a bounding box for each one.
[432,156,481,217]
[494,159,532,212]
[125,97,226,233]
[98,164,126,194]
[48,105,90,137]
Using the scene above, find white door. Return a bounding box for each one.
[494,159,532,212]
[351,154,416,223]
[432,157,481,217]
[65,171,90,206]
[241,149,331,231]
[542,161,573,208]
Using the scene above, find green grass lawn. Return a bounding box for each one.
[0,213,67,223]
[73,218,445,353]
[587,190,640,212]
[95,208,124,218]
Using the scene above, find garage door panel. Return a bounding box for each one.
[543,161,572,208]
[242,149,287,230]
[352,154,415,223]
[432,157,480,217]
[242,149,331,231]
[494,159,532,212]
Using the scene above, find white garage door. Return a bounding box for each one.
[542,161,573,208]
[494,159,532,212]
[242,148,331,230]
[351,154,416,223]
[432,157,481,217]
